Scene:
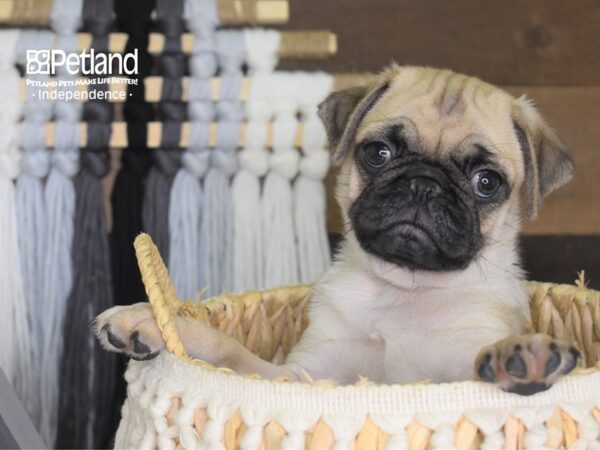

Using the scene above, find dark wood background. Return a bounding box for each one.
[279,0,600,287]
[282,0,600,86]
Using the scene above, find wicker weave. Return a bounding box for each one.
[116,233,600,449]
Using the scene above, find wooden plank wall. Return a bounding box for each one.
[279,0,600,236]
[281,0,600,86]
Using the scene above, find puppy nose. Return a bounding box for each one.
[409,177,442,204]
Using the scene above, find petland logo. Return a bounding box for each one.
[26,49,138,76]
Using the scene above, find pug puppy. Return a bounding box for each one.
[95,65,580,395]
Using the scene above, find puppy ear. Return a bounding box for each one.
[318,80,390,165]
[512,96,574,219]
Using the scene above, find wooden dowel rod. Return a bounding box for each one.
[0,0,288,25]
[20,73,375,103]
[75,31,336,58]
[43,121,306,149]
[0,0,52,25]
[218,0,288,25]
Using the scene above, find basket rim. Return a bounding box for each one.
[131,352,600,414]
[180,280,600,385]
[133,233,600,391]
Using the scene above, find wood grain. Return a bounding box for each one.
[505,87,600,234]
[281,0,600,86]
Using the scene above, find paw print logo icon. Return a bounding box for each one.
[26,50,51,75]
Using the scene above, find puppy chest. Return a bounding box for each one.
[368,304,502,383]
[380,328,477,383]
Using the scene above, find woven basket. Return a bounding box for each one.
[115,233,600,449]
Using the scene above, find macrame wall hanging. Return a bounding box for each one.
[0,28,33,432]
[142,0,185,262]
[231,29,280,291]
[168,0,218,300]
[14,29,54,432]
[1,3,338,447]
[40,0,83,445]
[55,0,116,448]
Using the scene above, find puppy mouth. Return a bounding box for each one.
[382,222,447,268]
[389,222,437,247]
[356,218,475,271]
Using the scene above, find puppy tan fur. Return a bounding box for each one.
[95,65,579,395]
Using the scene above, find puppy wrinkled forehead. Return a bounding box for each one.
[357,67,519,162]
[370,67,514,122]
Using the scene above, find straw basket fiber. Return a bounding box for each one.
[115,233,600,449]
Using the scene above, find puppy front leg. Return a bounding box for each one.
[94,304,301,380]
[475,334,581,395]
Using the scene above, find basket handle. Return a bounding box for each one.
[134,233,189,359]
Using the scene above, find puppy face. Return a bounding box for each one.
[319,65,573,273]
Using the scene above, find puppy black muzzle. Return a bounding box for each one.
[350,159,482,271]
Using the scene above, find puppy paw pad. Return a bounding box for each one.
[131,330,151,354]
[543,344,561,377]
[477,353,496,382]
[104,325,126,350]
[505,346,527,379]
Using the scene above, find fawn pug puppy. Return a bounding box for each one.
[96,65,580,395]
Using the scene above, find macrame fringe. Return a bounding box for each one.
[14,29,54,430]
[56,148,115,449]
[294,73,333,283]
[262,73,300,287]
[144,0,186,263]
[200,29,242,296]
[0,31,31,420]
[168,0,218,300]
[143,149,181,262]
[56,2,116,442]
[231,145,269,291]
[200,148,237,296]
[168,148,209,299]
[231,31,280,291]
[40,2,83,446]
[39,133,79,447]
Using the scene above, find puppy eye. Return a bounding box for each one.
[471,170,503,198]
[362,142,393,170]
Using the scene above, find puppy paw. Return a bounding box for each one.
[475,334,580,395]
[93,303,164,361]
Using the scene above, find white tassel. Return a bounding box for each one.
[262,72,301,287]
[170,2,217,300]
[294,73,333,283]
[200,30,243,296]
[231,32,280,292]
[0,29,33,420]
[15,30,54,431]
[40,126,80,447]
[201,146,238,297]
[15,124,50,420]
[168,138,210,300]
[170,82,213,302]
[40,4,82,445]
[0,142,27,386]
[231,118,270,291]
